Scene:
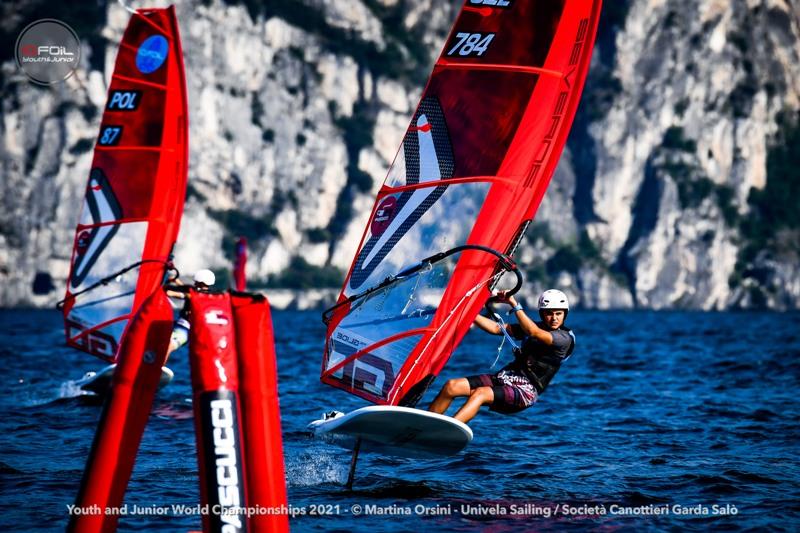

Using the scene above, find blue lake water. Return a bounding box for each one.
[1,308,799,531]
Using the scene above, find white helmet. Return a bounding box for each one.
[193,269,216,287]
[538,289,569,310]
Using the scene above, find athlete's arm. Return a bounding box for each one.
[473,313,503,335]
[505,295,554,345]
[473,313,518,336]
[165,278,186,299]
[165,289,185,299]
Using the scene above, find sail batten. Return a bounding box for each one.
[381,175,518,194]
[111,74,169,90]
[436,61,565,77]
[95,146,172,153]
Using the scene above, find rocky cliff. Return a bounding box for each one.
[1,0,798,309]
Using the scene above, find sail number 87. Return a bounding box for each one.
[447,32,495,57]
[98,126,123,146]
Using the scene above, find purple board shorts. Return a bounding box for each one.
[467,371,538,414]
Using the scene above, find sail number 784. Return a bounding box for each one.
[446,32,495,57]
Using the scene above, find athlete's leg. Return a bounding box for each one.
[428,378,471,414]
[166,321,189,364]
[453,386,494,424]
[165,339,179,362]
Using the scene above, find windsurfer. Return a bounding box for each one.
[428,289,575,423]
[166,269,215,358]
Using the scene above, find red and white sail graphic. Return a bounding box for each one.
[70,169,124,288]
[61,6,188,362]
[322,0,602,405]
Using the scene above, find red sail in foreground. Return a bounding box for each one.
[322,0,602,406]
[61,6,188,362]
[68,289,174,533]
[190,291,289,533]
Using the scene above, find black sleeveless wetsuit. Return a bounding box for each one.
[466,322,575,413]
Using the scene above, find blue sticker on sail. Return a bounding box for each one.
[135,35,168,74]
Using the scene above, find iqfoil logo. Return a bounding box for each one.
[15,19,81,85]
[136,35,168,74]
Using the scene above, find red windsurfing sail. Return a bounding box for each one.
[321,0,602,406]
[60,6,188,362]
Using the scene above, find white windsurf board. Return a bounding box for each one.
[308,405,472,458]
[76,364,174,395]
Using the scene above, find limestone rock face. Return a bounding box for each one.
[532,0,800,310]
[0,0,797,309]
